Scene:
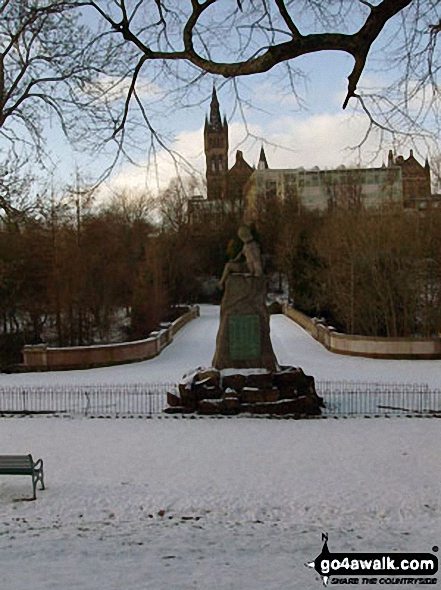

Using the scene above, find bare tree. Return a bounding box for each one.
[157,175,203,232]
[0,154,37,225]
[80,0,440,146]
[0,0,130,163]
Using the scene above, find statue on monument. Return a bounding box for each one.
[218,226,263,289]
[213,225,278,371]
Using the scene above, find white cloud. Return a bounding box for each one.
[264,112,386,168]
[101,128,206,198]
[227,112,392,170]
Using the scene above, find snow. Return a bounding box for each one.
[2,304,441,388]
[0,305,440,589]
[271,314,441,388]
[221,368,270,376]
[0,417,440,589]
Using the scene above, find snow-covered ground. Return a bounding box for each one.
[1,305,440,589]
[2,304,441,388]
[0,417,440,590]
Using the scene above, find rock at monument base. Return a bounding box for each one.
[240,387,279,404]
[198,399,224,415]
[164,405,198,414]
[245,372,274,389]
[223,396,241,414]
[167,392,182,407]
[194,379,224,400]
[195,368,221,387]
[178,381,192,397]
[222,373,247,392]
[242,399,308,415]
[165,366,324,417]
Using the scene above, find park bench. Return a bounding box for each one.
[0,454,45,500]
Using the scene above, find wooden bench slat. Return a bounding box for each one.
[0,465,32,469]
[0,460,32,464]
[0,464,31,468]
[0,472,31,475]
[0,462,32,466]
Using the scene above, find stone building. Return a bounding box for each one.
[189,89,436,224]
[188,88,254,226]
[244,150,435,220]
[244,164,403,218]
[388,149,432,210]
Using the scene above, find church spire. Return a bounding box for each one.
[204,85,228,200]
[257,145,269,170]
[387,149,394,167]
[209,86,222,130]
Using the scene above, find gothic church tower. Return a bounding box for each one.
[204,87,228,200]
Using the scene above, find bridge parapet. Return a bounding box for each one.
[22,306,200,371]
[283,305,441,360]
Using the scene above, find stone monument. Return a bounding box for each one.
[165,226,324,417]
[213,226,277,371]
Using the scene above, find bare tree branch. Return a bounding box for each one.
[0,0,132,168]
[111,54,148,137]
[274,0,302,38]
[85,0,413,111]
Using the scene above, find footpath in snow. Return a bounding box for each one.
[2,304,441,388]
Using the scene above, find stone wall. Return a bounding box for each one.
[283,305,441,360]
[22,306,200,371]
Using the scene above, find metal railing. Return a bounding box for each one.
[0,383,171,417]
[0,381,440,417]
[318,381,441,416]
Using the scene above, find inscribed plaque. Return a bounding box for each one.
[228,314,261,360]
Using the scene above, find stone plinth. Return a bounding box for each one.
[165,366,325,417]
[212,274,277,371]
